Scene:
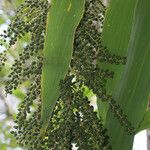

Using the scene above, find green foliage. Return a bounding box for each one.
[97,0,138,124]
[0,0,112,149]
[1,0,150,149]
[41,0,85,135]
[102,0,150,149]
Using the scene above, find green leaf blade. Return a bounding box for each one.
[105,0,150,149]
[97,0,138,123]
[41,0,85,134]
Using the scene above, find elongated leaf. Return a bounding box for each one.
[97,0,138,122]
[105,0,150,149]
[41,0,85,134]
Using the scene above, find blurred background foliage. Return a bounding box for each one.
[0,0,27,149]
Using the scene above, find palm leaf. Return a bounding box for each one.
[97,0,138,122]
[102,0,150,149]
[41,0,85,134]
